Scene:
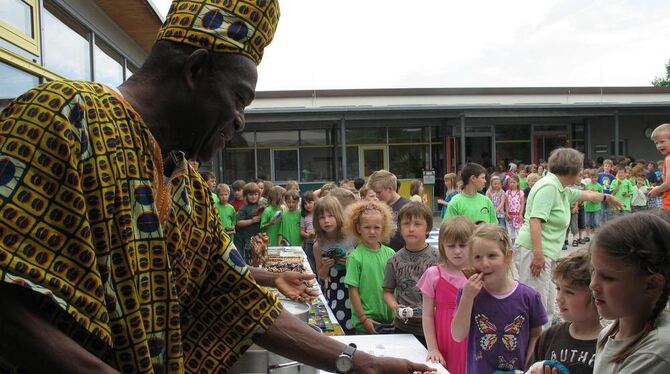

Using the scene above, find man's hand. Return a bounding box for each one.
[274,272,318,303]
[530,250,546,277]
[351,355,434,374]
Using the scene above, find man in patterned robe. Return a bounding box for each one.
[0,0,432,373]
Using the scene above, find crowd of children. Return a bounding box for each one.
[188,123,670,373]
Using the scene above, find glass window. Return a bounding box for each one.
[361,147,386,177]
[0,0,33,37]
[94,40,124,87]
[534,124,568,133]
[573,123,585,141]
[226,132,254,148]
[256,149,271,180]
[43,2,91,80]
[389,145,426,179]
[496,141,531,165]
[0,62,39,98]
[256,130,298,146]
[223,149,255,183]
[344,127,386,144]
[273,149,298,181]
[388,127,427,144]
[496,124,530,140]
[125,62,138,80]
[431,125,446,143]
[300,129,330,145]
[300,147,334,182]
[336,146,359,180]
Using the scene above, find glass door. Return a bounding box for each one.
[446,136,460,173]
[360,146,387,177]
[533,134,569,163]
[272,149,299,181]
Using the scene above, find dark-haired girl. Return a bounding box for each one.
[590,211,670,372]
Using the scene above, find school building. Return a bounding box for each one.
[2,2,670,201]
[0,0,160,107]
[215,87,670,199]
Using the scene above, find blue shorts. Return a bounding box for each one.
[585,211,601,228]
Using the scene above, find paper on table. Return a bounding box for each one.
[323,334,450,374]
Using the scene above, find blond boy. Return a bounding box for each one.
[368,170,408,251]
[649,123,670,211]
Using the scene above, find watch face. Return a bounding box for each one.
[335,356,353,372]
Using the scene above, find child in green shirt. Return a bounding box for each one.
[611,169,634,213]
[583,169,603,240]
[278,189,302,246]
[344,200,396,334]
[445,163,497,224]
[519,166,530,190]
[215,183,236,239]
[261,185,286,246]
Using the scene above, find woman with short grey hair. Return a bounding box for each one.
[514,148,624,324]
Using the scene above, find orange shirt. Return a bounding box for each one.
[663,156,670,211]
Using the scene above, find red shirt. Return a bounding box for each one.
[230,199,245,212]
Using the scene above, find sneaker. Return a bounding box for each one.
[578,238,587,244]
[584,237,590,242]
[572,240,579,247]
[562,241,569,251]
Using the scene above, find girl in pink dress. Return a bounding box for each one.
[418,216,475,374]
[504,175,525,244]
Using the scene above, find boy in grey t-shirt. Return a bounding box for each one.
[383,202,438,343]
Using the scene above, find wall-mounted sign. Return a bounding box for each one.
[594,144,608,154]
[423,170,436,184]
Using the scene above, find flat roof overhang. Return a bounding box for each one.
[93,0,163,52]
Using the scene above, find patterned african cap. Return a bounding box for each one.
[156,0,280,65]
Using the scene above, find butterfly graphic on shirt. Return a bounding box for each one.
[497,355,518,371]
[475,314,525,352]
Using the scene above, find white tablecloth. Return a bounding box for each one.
[321,334,450,373]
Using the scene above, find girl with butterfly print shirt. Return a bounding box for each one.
[451,224,547,374]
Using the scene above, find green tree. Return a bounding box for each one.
[652,59,670,87]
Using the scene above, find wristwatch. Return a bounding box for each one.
[335,343,357,373]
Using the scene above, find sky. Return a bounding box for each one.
[153,0,670,91]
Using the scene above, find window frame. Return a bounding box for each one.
[0,0,40,55]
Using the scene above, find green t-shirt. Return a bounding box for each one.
[444,192,497,224]
[611,178,634,212]
[583,182,603,212]
[261,205,283,246]
[279,210,302,246]
[516,172,582,261]
[344,243,395,332]
[216,201,236,232]
[210,191,220,205]
[519,176,529,190]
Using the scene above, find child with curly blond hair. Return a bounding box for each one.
[344,200,397,334]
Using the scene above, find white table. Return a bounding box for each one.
[321,334,450,373]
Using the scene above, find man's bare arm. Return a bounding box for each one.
[254,309,433,373]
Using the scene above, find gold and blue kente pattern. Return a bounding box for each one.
[0,80,280,373]
[157,0,280,65]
